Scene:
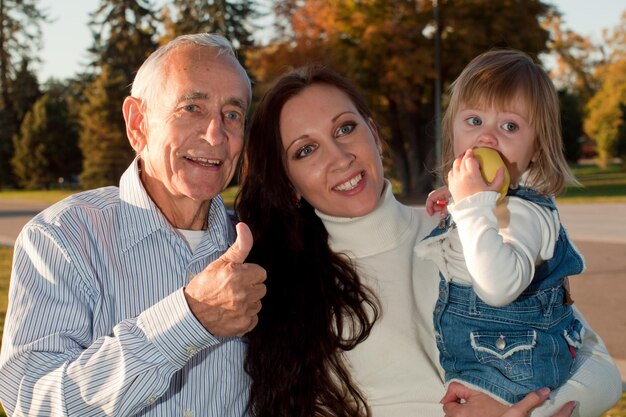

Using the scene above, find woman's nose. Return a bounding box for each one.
[329,143,355,171]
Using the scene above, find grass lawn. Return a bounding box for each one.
[0,165,625,415]
[1,246,10,417]
[559,163,626,203]
[0,185,239,210]
[0,189,79,204]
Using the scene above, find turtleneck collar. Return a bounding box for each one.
[316,180,415,258]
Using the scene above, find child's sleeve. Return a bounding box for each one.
[530,306,622,417]
[450,192,558,306]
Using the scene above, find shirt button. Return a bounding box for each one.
[186,346,198,356]
[146,396,157,404]
[183,411,193,417]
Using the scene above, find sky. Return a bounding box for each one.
[36,0,626,82]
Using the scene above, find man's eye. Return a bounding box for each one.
[466,117,481,126]
[225,111,242,121]
[183,104,200,112]
[502,122,518,132]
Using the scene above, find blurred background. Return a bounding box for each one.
[1,0,625,201]
[2,2,626,416]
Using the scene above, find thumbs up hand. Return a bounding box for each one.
[184,223,267,337]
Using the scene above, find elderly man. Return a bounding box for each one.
[0,34,266,416]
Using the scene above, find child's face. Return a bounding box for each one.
[452,98,538,185]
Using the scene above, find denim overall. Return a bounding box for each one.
[427,188,585,404]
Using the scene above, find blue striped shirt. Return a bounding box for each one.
[0,160,250,416]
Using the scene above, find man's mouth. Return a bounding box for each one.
[333,172,363,191]
[184,156,223,167]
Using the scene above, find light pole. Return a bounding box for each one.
[433,0,443,186]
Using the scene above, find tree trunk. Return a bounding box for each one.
[386,97,411,196]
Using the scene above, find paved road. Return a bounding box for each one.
[1,198,625,383]
[0,200,51,246]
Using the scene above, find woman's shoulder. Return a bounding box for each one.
[394,199,441,238]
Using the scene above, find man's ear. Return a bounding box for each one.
[123,96,147,153]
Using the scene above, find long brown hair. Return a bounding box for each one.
[236,66,379,417]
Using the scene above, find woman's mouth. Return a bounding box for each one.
[333,172,363,191]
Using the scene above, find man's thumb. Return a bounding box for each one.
[221,222,253,264]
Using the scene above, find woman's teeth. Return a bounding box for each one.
[334,173,363,191]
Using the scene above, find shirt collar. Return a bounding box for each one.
[118,158,231,253]
[316,180,415,257]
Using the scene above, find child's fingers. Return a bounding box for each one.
[487,167,506,191]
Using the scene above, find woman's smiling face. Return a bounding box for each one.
[279,83,385,218]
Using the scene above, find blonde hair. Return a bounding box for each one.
[441,49,577,196]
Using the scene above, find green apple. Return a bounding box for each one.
[472,147,510,202]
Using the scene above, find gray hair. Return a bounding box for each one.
[130,33,251,112]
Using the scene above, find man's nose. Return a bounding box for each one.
[204,116,226,145]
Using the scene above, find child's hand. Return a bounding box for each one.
[448,148,506,202]
[426,186,451,216]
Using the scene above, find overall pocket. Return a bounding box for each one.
[563,318,584,366]
[470,330,537,382]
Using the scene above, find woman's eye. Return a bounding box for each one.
[296,144,316,158]
[466,116,481,126]
[502,122,518,132]
[336,122,356,136]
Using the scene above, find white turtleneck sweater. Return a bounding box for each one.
[317,181,621,417]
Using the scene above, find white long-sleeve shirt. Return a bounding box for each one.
[319,182,621,417]
[418,190,577,306]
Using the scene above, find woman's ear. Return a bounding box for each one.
[123,96,147,153]
[368,118,383,155]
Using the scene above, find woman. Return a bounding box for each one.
[235,66,620,417]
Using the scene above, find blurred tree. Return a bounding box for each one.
[12,85,80,189]
[0,0,47,188]
[584,11,626,168]
[160,0,258,57]
[0,0,46,110]
[11,57,41,125]
[80,65,134,188]
[585,58,626,167]
[559,89,583,163]
[80,0,158,188]
[614,103,626,163]
[89,0,158,81]
[543,11,601,102]
[250,0,554,198]
[0,108,16,187]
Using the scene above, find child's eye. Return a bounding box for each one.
[466,116,481,126]
[502,122,518,132]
